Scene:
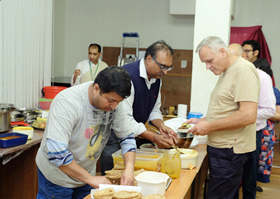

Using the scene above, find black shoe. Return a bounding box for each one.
[257,186,263,192]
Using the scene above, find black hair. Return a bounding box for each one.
[94,66,131,98]
[144,40,174,60]
[242,40,261,57]
[253,58,273,77]
[88,43,101,53]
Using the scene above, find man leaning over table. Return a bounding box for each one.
[100,40,179,175]
[36,66,136,199]
[185,36,260,199]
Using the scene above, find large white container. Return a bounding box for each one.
[170,148,198,169]
[13,126,34,139]
[135,171,169,197]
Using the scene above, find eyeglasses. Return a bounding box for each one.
[244,49,254,54]
[153,59,173,71]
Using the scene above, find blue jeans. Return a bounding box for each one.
[37,168,94,199]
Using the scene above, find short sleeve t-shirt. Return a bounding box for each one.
[206,57,260,154]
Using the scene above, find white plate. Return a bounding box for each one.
[176,124,195,133]
[189,137,198,148]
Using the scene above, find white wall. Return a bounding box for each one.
[231,0,280,88]
[53,0,280,88]
[53,0,195,78]
[190,0,232,115]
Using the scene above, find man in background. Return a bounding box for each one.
[186,36,260,199]
[242,40,261,64]
[71,43,108,86]
[228,43,275,198]
[100,40,178,175]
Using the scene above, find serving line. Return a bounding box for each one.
[84,144,208,199]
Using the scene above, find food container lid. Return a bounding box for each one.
[187,112,203,119]
[135,171,169,184]
[0,103,16,113]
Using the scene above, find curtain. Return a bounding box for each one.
[230,25,273,85]
[0,0,53,109]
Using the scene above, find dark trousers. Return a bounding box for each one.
[99,131,120,175]
[234,130,262,199]
[206,145,250,199]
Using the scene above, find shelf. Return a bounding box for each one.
[165,73,192,77]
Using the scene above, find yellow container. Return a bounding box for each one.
[112,149,163,171]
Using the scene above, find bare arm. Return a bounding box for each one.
[188,101,258,135]
[120,151,135,185]
[269,105,280,121]
[59,159,111,188]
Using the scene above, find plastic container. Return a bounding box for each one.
[13,126,34,139]
[112,149,163,171]
[39,101,52,110]
[170,148,198,169]
[0,132,28,148]
[187,112,203,119]
[43,86,67,99]
[135,171,169,197]
[161,151,181,179]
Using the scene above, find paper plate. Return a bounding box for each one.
[176,124,195,133]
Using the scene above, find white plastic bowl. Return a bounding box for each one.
[135,171,169,197]
[169,148,198,169]
[13,126,34,139]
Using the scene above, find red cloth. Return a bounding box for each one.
[230,26,275,86]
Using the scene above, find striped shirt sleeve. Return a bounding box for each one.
[118,133,136,155]
[46,138,73,167]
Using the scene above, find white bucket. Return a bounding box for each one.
[135,171,169,197]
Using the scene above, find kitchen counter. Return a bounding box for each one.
[0,129,44,198]
[84,144,208,199]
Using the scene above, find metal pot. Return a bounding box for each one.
[11,114,25,122]
[0,103,16,132]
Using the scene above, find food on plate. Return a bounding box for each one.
[178,123,191,129]
[0,136,21,140]
[143,194,166,199]
[38,122,46,129]
[32,117,47,128]
[113,190,142,199]
[105,169,145,185]
[92,188,115,199]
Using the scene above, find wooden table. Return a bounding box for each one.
[84,144,208,199]
[0,129,44,198]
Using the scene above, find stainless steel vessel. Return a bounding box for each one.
[0,103,16,132]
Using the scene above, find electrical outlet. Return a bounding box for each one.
[181,60,187,68]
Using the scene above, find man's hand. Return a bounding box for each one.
[159,124,178,144]
[120,168,135,186]
[74,69,81,77]
[153,133,174,149]
[184,118,200,124]
[88,176,111,188]
[187,120,211,136]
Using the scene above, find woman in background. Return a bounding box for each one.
[254,58,280,184]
